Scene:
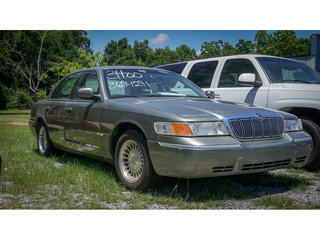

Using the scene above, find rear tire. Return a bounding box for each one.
[115,130,160,190]
[301,119,320,171]
[37,122,55,157]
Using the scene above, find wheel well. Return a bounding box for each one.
[110,123,147,159]
[35,117,44,132]
[281,107,320,125]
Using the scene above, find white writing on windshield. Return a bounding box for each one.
[105,70,146,80]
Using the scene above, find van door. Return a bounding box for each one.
[211,58,269,107]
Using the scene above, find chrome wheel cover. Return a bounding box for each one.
[38,126,48,154]
[119,139,144,183]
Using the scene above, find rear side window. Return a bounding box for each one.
[187,61,218,88]
[218,59,258,88]
[157,62,187,74]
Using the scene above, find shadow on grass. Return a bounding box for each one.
[148,171,311,203]
[33,148,310,203]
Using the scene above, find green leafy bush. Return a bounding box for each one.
[5,88,34,110]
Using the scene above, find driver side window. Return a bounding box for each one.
[218,59,258,88]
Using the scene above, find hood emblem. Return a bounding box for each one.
[255,113,263,120]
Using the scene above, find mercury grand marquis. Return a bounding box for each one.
[29,66,313,190]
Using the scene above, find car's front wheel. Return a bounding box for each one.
[115,130,160,190]
[37,122,55,157]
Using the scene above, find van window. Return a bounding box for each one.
[157,62,187,74]
[257,57,320,84]
[218,59,258,88]
[187,61,218,88]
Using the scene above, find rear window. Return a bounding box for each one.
[157,62,187,74]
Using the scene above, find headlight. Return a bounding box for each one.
[284,119,302,132]
[154,122,229,136]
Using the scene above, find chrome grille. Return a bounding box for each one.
[229,117,284,140]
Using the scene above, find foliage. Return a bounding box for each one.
[0,30,313,110]
[4,87,34,109]
[200,40,237,56]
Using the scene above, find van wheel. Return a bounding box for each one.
[301,119,320,171]
[37,122,55,157]
[115,130,160,190]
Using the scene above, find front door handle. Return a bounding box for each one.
[65,107,72,115]
[214,94,221,100]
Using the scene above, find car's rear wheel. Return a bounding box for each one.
[301,119,320,171]
[37,122,55,157]
[115,130,160,190]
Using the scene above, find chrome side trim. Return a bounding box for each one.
[66,139,101,149]
[158,142,242,150]
[47,124,64,130]
[66,128,100,136]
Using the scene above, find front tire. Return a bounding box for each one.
[301,119,320,171]
[37,122,55,157]
[115,130,160,190]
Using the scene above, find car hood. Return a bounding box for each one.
[111,97,285,122]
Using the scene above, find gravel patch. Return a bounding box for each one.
[1,169,320,209]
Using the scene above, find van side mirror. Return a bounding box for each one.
[205,90,215,99]
[238,73,262,87]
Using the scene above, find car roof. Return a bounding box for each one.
[157,54,298,66]
[74,65,169,73]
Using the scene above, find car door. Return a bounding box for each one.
[211,58,269,107]
[45,72,82,148]
[64,70,105,156]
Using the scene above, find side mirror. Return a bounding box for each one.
[77,88,101,101]
[205,90,215,99]
[238,73,262,87]
[238,73,255,84]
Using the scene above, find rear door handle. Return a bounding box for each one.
[45,106,50,111]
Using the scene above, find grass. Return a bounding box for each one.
[1,109,320,209]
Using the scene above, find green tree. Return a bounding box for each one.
[254,30,311,57]
[1,30,53,100]
[150,46,179,66]
[200,40,236,56]
[254,30,272,54]
[134,39,153,65]
[235,39,255,54]
[0,30,92,105]
[176,44,196,60]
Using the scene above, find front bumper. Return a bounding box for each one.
[148,131,312,178]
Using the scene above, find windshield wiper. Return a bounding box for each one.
[280,79,316,84]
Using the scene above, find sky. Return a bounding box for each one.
[86,30,320,55]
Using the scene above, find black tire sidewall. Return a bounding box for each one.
[115,130,154,190]
[301,119,320,170]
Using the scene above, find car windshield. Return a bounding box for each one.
[104,68,208,99]
[256,57,320,84]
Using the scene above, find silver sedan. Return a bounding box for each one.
[29,66,313,190]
